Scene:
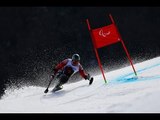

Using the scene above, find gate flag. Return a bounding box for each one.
[92,24,120,48]
[86,14,137,84]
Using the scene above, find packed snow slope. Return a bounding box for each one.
[0,57,160,113]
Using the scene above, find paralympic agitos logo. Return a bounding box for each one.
[99,29,110,37]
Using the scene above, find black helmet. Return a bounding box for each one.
[72,54,80,61]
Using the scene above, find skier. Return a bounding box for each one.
[50,54,93,92]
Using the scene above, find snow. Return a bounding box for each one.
[0,57,160,113]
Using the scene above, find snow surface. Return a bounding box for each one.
[0,57,160,113]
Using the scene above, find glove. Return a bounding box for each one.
[85,74,91,80]
[50,74,55,79]
[50,68,58,79]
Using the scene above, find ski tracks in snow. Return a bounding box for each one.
[40,81,105,106]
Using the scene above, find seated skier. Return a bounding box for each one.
[51,54,93,92]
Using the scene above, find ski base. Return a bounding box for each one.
[52,87,63,92]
